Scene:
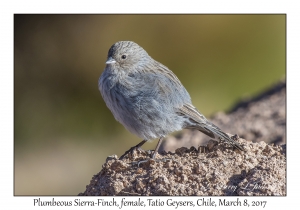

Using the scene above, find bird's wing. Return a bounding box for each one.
[178,103,210,125]
[146,60,183,87]
[178,103,219,138]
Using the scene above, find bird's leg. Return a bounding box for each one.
[151,136,164,159]
[119,139,147,160]
[134,137,172,167]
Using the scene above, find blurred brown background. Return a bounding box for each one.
[14,14,285,195]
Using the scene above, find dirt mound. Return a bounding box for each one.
[79,137,286,196]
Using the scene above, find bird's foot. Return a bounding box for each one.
[119,146,147,160]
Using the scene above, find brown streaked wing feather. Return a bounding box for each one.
[187,125,216,139]
[178,103,208,124]
[179,103,223,131]
[178,104,217,139]
[144,60,182,86]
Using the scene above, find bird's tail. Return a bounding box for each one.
[194,123,245,151]
[179,103,245,151]
[208,126,245,151]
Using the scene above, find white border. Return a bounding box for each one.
[1,0,299,209]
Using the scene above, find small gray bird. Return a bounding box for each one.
[99,41,244,160]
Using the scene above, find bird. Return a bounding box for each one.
[99,41,244,160]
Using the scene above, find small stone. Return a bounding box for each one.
[111,181,124,195]
[207,140,218,151]
[175,147,189,155]
[106,154,118,162]
[136,168,143,174]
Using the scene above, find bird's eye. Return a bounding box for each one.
[121,55,127,59]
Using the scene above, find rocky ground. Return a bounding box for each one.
[79,80,286,196]
[79,137,286,196]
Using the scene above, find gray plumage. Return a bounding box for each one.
[99,41,244,159]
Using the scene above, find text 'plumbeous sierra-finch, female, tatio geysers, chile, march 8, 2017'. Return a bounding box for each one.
[99,41,245,160]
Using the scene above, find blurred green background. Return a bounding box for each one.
[14,14,285,195]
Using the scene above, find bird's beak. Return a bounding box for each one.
[106,57,116,64]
